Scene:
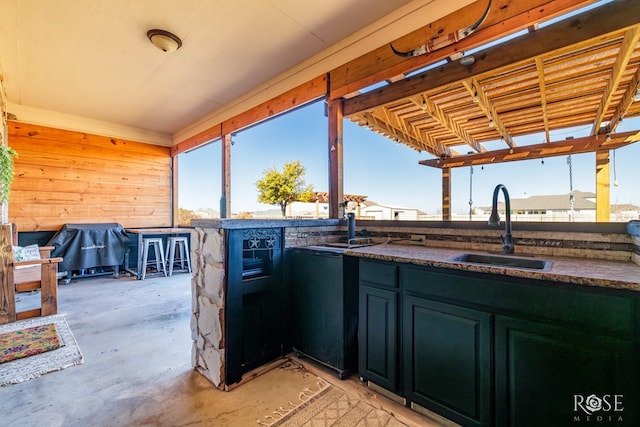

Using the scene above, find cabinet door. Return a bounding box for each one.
[495,316,637,426]
[403,297,492,427]
[290,249,343,369]
[359,285,398,392]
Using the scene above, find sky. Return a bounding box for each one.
[177,100,640,216]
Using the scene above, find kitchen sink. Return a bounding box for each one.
[449,253,552,271]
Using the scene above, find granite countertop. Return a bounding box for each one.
[344,243,640,292]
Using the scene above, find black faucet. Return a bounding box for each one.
[488,184,514,254]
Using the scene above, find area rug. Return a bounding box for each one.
[0,314,84,386]
[256,377,409,426]
[0,323,61,364]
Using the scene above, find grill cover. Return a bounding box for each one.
[47,223,128,272]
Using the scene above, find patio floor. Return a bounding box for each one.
[1,273,450,426]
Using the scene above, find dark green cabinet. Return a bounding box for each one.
[288,248,358,378]
[226,228,285,385]
[495,315,637,426]
[358,260,399,393]
[403,297,492,427]
[357,259,639,426]
[359,284,398,392]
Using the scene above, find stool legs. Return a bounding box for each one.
[141,238,166,280]
[165,237,191,276]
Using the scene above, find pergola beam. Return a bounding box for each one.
[595,149,610,221]
[330,0,595,100]
[608,62,640,132]
[410,94,485,153]
[419,130,640,168]
[343,0,640,117]
[358,110,450,156]
[535,57,551,143]
[590,26,640,135]
[461,79,515,148]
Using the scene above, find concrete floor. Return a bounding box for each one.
[1,273,449,427]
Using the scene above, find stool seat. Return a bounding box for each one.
[165,236,191,276]
[141,237,166,280]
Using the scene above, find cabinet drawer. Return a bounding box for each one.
[360,260,397,288]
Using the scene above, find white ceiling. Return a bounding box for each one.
[0,0,431,143]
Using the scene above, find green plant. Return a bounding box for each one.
[0,145,17,204]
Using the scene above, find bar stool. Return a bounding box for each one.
[165,236,192,276]
[141,237,166,280]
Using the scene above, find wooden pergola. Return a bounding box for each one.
[173,0,640,222]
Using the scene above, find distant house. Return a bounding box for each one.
[360,201,426,220]
[480,190,639,221]
[499,190,596,216]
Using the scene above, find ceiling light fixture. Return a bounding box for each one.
[634,87,640,102]
[147,29,182,52]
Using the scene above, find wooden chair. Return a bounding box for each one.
[0,224,63,325]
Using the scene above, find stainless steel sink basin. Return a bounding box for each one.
[449,253,552,271]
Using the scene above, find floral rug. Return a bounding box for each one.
[0,323,61,364]
[0,315,83,386]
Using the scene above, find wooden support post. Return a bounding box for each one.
[171,156,179,226]
[442,167,452,221]
[328,99,344,219]
[0,224,16,325]
[221,133,231,218]
[595,149,611,222]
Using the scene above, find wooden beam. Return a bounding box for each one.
[343,0,640,116]
[461,79,515,148]
[330,0,595,100]
[328,99,344,219]
[171,126,221,157]
[358,106,447,155]
[220,133,231,218]
[590,26,640,135]
[535,57,551,143]
[595,149,610,222]
[609,66,640,131]
[415,94,485,153]
[442,167,452,220]
[419,130,640,168]
[173,74,328,155]
[171,156,178,226]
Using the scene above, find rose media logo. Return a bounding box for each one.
[573,394,624,423]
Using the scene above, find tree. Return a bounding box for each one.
[255,161,314,217]
[178,208,200,226]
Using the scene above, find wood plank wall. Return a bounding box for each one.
[7,122,172,231]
